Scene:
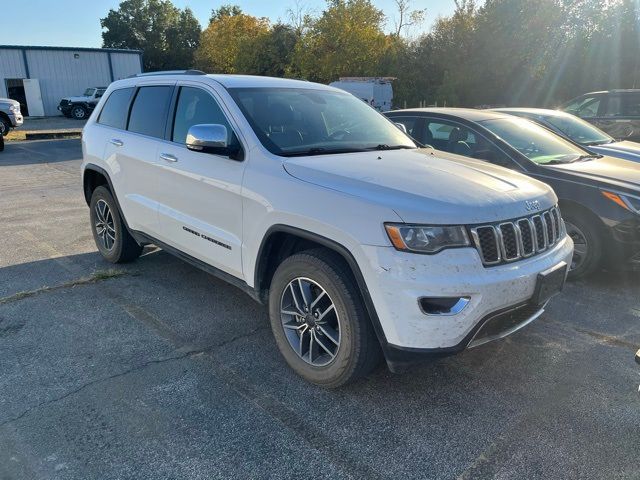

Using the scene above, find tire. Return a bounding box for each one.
[268,249,381,388]
[0,135,4,152]
[564,214,602,280]
[89,186,142,263]
[0,117,10,136]
[71,105,87,120]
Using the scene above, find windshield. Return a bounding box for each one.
[543,113,613,146]
[83,88,96,96]
[228,87,416,156]
[479,117,586,165]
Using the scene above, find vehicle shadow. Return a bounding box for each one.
[0,138,81,166]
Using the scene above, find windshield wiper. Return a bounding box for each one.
[366,144,415,151]
[573,154,602,162]
[280,147,367,157]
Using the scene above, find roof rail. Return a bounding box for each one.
[127,69,207,78]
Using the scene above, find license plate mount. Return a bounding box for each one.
[532,261,567,306]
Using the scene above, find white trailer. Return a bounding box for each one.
[329,77,395,112]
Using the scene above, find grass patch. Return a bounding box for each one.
[5,130,26,142]
[0,268,129,305]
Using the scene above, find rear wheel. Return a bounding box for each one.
[89,186,142,263]
[0,117,11,136]
[71,105,87,120]
[268,249,381,388]
[564,215,602,279]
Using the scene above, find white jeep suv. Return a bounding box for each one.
[81,72,573,387]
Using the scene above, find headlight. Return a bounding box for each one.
[385,224,470,253]
[602,191,640,214]
[9,104,18,113]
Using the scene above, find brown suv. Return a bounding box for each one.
[561,89,640,141]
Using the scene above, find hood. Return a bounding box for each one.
[283,148,557,225]
[62,95,91,103]
[589,141,640,163]
[0,98,19,107]
[547,154,640,192]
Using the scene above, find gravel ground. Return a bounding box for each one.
[0,139,639,479]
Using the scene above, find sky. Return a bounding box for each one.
[0,0,459,48]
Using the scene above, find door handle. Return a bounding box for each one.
[110,138,123,147]
[160,153,178,163]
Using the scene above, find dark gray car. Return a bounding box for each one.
[560,89,640,142]
[385,108,640,279]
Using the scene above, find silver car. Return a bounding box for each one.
[0,98,23,136]
[492,108,640,164]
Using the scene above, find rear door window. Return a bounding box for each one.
[97,87,134,130]
[127,86,173,138]
[604,96,623,117]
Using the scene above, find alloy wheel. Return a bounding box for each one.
[280,277,341,367]
[94,199,116,251]
[565,220,588,271]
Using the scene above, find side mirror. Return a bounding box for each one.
[186,124,243,160]
[395,122,408,134]
[186,124,228,150]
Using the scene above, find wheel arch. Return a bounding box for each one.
[83,164,111,205]
[558,198,607,233]
[254,225,388,346]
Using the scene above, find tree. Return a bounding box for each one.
[194,5,270,74]
[294,0,389,83]
[101,0,201,72]
[236,24,301,77]
[392,0,427,38]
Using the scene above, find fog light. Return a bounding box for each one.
[419,296,470,315]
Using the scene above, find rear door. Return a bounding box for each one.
[100,82,174,236]
[154,82,246,279]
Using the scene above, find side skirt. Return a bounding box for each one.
[131,230,263,304]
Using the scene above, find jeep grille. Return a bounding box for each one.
[470,206,564,266]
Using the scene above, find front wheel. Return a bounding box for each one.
[89,186,142,263]
[268,249,381,388]
[564,215,602,279]
[71,105,87,120]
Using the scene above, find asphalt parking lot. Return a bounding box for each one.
[1,139,639,479]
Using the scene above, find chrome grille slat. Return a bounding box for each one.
[471,206,564,267]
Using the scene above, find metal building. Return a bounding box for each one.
[0,45,142,117]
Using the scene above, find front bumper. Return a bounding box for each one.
[359,234,573,358]
[8,113,23,127]
[57,104,72,115]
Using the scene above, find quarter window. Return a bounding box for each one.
[127,86,173,138]
[97,87,134,130]
[172,86,235,145]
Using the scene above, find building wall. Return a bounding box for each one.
[111,52,142,80]
[26,49,112,116]
[0,50,27,97]
[0,47,142,116]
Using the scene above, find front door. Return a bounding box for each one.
[155,84,246,279]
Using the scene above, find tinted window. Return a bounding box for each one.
[98,87,134,130]
[479,117,583,165]
[604,96,622,117]
[172,87,234,144]
[128,86,173,138]
[623,94,640,117]
[543,113,613,146]
[577,99,600,118]
[228,87,415,156]
[389,116,423,142]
